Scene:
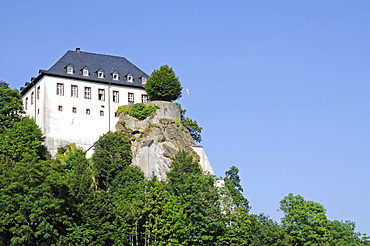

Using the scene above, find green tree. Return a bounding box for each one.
[0,159,73,245]
[178,105,203,143]
[0,81,24,133]
[144,65,182,101]
[92,131,132,191]
[144,181,191,246]
[111,166,146,245]
[327,220,366,246]
[167,150,224,245]
[0,117,46,162]
[224,165,250,211]
[279,193,330,246]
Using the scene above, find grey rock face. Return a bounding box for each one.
[115,101,214,180]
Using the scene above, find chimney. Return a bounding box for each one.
[76,48,81,53]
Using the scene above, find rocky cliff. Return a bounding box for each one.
[115,101,214,180]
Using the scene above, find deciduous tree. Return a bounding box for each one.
[144,65,182,101]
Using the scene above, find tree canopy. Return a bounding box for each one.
[144,65,182,101]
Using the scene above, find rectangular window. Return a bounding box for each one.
[128,92,134,104]
[31,92,34,104]
[86,109,90,115]
[25,97,28,110]
[113,91,119,103]
[57,83,64,95]
[37,86,40,99]
[98,89,105,101]
[37,109,40,114]
[58,105,63,111]
[100,110,104,116]
[72,107,77,113]
[141,94,148,103]
[115,112,119,117]
[84,87,91,99]
[71,85,78,97]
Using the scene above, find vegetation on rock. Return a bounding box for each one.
[116,103,159,120]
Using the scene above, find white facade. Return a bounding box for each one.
[22,49,147,157]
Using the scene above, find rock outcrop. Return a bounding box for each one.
[115,101,214,180]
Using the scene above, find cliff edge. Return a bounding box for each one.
[115,101,214,180]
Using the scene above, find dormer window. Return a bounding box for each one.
[112,71,119,81]
[141,76,147,84]
[97,69,104,79]
[126,73,134,82]
[82,66,89,77]
[66,64,74,74]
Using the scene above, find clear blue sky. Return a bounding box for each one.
[1,0,370,235]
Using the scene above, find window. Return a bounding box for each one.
[100,110,104,116]
[98,69,104,78]
[141,94,148,103]
[128,92,134,104]
[83,68,89,77]
[58,105,63,111]
[25,97,28,110]
[67,65,73,74]
[57,83,64,95]
[37,109,39,114]
[84,87,91,99]
[31,92,34,104]
[37,86,40,99]
[86,109,90,115]
[71,85,78,97]
[115,112,119,117]
[98,89,105,101]
[141,77,147,84]
[72,107,77,113]
[127,75,133,82]
[113,71,119,80]
[113,91,119,103]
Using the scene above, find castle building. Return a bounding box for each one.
[20,48,148,157]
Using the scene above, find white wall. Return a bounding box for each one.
[23,75,146,157]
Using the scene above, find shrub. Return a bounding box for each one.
[144,65,182,101]
[116,103,159,120]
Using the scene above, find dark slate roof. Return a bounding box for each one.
[21,49,148,95]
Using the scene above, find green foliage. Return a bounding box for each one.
[0,159,74,245]
[0,117,46,162]
[144,65,182,101]
[224,165,250,211]
[167,150,224,245]
[144,181,191,246]
[280,193,331,245]
[116,103,159,120]
[112,166,146,245]
[0,81,24,133]
[177,104,203,143]
[92,131,132,191]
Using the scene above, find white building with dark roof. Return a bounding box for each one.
[21,48,148,157]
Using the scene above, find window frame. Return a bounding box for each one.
[141,94,148,103]
[128,92,134,103]
[71,85,78,98]
[100,110,104,116]
[84,87,91,99]
[72,107,77,113]
[57,83,64,96]
[98,88,105,101]
[58,105,63,111]
[37,86,40,99]
[86,109,90,115]
[113,91,119,103]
